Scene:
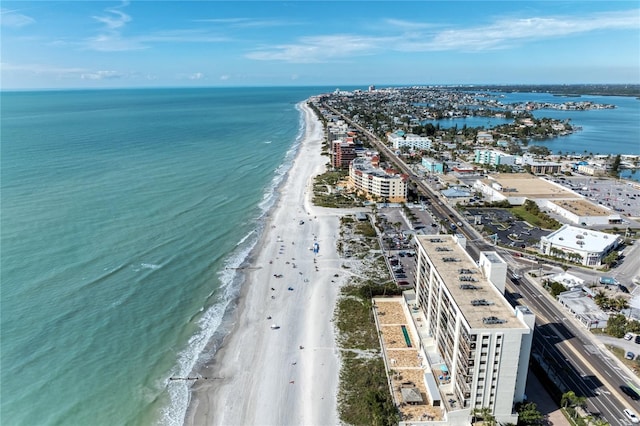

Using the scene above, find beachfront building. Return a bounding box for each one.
[349,155,408,202]
[540,224,622,267]
[402,235,535,425]
[326,119,349,142]
[388,131,433,151]
[331,139,357,169]
[474,149,515,166]
[422,157,445,174]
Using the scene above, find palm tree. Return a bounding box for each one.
[593,291,609,309]
[613,296,629,312]
[471,407,496,425]
[561,391,577,408]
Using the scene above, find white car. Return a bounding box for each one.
[625,333,634,341]
[624,408,639,424]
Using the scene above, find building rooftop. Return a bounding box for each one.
[351,157,404,180]
[416,235,525,330]
[557,288,609,324]
[480,173,579,200]
[551,199,612,217]
[542,224,620,252]
[441,188,472,198]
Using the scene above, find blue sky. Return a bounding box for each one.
[1,1,639,89]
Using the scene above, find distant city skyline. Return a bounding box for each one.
[2,1,639,89]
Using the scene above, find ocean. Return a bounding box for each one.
[1,87,638,426]
[0,87,329,425]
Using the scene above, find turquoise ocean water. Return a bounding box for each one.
[1,87,328,425]
[1,87,638,426]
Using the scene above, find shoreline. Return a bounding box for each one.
[184,101,342,425]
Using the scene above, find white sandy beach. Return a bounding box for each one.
[184,101,342,426]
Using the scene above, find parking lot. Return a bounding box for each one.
[548,175,640,220]
[465,207,550,249]
[377,206,440,288]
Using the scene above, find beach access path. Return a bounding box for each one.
[185,102,343,426]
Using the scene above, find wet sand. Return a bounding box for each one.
[184,101,342,426]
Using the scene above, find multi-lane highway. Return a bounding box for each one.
[506,271,639,424]
[322,103,640,424]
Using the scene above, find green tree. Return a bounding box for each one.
[604,314,627,338]
[610,154,622,175]
[516,402,545,426]
[612,296,629,312]
[602,251,618,268]
[472,407,497,425]
[549,281,567,297]
[561,390,586,410]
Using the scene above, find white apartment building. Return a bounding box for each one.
[349,156,407,202]
[540,224,621,266]
[409,234,535,425]
[388,131,433,150]
[474,149,516,166]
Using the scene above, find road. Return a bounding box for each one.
[505,268,640,424]
[322,103,640,424]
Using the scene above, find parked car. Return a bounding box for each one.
[625,333,634,341]
[624,409,639,424]
[625,352,635,360]
[635,335,640,344]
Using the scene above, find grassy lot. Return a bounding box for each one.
[606,344,640,377]
[312,170,364,208]
[334,215,401,426]
[510,205,562,230]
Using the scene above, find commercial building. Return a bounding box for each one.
[422,157,445,174]
[399,234,535,425]
[441,187,473,204]
[577,164,607,176]
[557,288,609,329]
[540,224,622,266]
[473,174,580,205]
[349,155,407,202]
[543,199,621,226]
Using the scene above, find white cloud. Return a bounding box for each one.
[384,18,435,30]
[0,62,86,75]
[246,8,640,62]
[81,70,125,80]
[92,0,131,30]
[219,75,230,80]
[1,62,133,83]
[1,8,35,28]
[246,34,387,63]
[86,2,229,52]
[410,9,640,51]
[188,72,204,80]
[194,17,297,28]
